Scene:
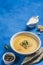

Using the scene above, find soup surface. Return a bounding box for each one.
[12,34,38,53]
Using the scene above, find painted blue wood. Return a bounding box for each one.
[0,0,43,65]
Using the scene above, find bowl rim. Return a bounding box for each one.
[10,31,41,55]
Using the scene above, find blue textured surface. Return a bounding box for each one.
[0,0,43,65]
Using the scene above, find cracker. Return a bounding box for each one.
[37,25,43,32]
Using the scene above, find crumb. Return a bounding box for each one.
[5,44,9,50]
[37,25,43,32]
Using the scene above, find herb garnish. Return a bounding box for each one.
[20,40,29,49]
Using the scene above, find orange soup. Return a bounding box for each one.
[12,34,38,53]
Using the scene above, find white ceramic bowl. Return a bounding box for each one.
[3,52,15,65]
[10,31,41,55]
[26,23,38,28]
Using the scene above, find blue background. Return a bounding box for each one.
[0,0,43,65]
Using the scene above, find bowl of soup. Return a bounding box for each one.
[10,31,41,55]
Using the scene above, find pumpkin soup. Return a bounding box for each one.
[12,34,38,53]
